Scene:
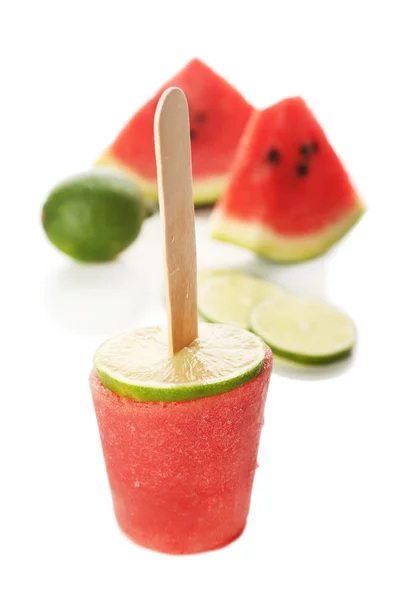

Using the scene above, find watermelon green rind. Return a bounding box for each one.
[96,152,225,206]
[211,200,365,263]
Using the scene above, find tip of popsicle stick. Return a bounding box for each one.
[160,86,186,100]
[155,87,188,128]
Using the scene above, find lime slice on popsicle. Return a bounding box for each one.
[250,295,356,365]
[198,272,285,329]
[94,323,266,401]
[96,92,265,402]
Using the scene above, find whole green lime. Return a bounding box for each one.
[42,170,146,262]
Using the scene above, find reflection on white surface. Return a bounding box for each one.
[42,216,166,338]
[195,209,329,300]
[43,262,152,336]
[42,211,347,379]
[273,352,355,381]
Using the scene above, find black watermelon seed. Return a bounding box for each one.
[297,163,309,177]
[311,140,319,153]
[266,148,280,164]
[194,112,206,123]
[299,143,312,157]
[190,129,197,141]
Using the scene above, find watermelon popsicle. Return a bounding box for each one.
[89,88,273,554]
[89,347,272,554]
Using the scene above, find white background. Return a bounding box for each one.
[1,1,399,599]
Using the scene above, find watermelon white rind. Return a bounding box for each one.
[96,152,226,206]
[211,201,365,263]
[210,97,366,262]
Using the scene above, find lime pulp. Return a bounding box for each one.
[250,295,356,364]
[94,323,266,401]
[198,272,284,329]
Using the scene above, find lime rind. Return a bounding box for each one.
[94,323,266,402]
[270,345,352,365]
[250,295,356,365]
[197,269,355,366]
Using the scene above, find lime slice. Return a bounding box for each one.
[198,272,285,329]
[161,269,235,305]
[250,295,356,364]
[94,323,266,401]
[197,268,239,286]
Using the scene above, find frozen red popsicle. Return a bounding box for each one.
[90,342,272,554]
[89,88,273,554]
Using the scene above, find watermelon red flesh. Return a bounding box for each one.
[98,59,253,202]
[211,97,365,261]
[89,356,272,555]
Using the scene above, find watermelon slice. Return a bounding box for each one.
[211,97,365,262]
[96,59,253,206]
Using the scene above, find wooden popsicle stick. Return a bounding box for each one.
[154,87,198,356]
